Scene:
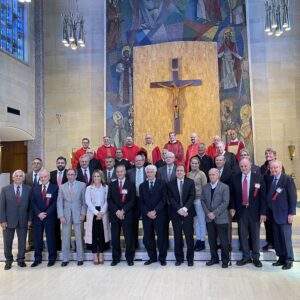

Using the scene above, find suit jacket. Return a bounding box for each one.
[201,181,229,224]
[57,180,86,224]
[266,173,297,225]
[50,169,68,186]
[155,159,166,169]
[230,172,266,222]
[0,184,32,228]
[76,166,94,185]
[157,164,177,183]
[107,179,136,223]
[25,171,40,187]
[127,167,146,185]
[167,177,196,218]
[139,179,167,217]
[115,158,132,170]
[223,151,238,171]
[104,168,117,184]
[31,183,59,222]
[219,165,233,187]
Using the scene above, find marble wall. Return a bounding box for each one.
[43,0,105,169]
[247,0,300,185]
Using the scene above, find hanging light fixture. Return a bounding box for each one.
[265,0,291,37]
[61,0,86,50]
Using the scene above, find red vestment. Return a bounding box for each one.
[164,141,185,165]
[96,145,116,169]
[185,143,199,171]
[142,144,162,165]
[226,140,245,161]
[206,144,218,159]
[122,144,140,164]
[71,147,87,169]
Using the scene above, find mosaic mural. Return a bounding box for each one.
[106,0,253,154]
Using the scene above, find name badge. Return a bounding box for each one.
[254,183,261,189]
[46,193,52,198]
[276,188,283,194]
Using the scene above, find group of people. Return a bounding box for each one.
[0,131,297,271]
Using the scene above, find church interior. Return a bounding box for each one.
[0,0,300,299]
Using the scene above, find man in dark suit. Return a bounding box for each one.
[216,141,237,172]
[168,164,196,266]
[0,170,32,270]
[239,149,261,176]
[115,148,131,170]
[86,148,102,170]
[50,156,68,251]
[155,148,168,169]
[76,154,94,185]
[103,157,117,184]
[267,160,297,270]
[127,155,146,250]
[230,158,266,268]
[140,165,168,266]
[31,169,59,267]
[108,165,136,266]
[215,155,233,187]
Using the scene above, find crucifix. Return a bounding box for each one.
[150,58,202,133]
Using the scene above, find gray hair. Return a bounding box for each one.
[12,170,25,178]
[145,164,157,173]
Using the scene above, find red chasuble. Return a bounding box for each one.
[226,140,245,161]
[206,144,218,159]
[142,145,162,164]
[121,144,140,164]
[185,143,199,171]
[96,145,117,169]
[71,147,87,169]
[164,141,185,165]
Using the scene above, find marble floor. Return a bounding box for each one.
[0,261,299,300]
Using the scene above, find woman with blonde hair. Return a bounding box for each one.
[85,170,111,264]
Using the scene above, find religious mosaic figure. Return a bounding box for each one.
[107,0,121,51]
[111,111,127,147]
[228,0,245,25]
[240,104,253,152]
[139,0,163,29]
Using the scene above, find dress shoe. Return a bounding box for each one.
[206,260,219,266]
[144,259,157,265]
[262,243,273,252]
[253,260,262,268]
[236,258,252,266]
[160,260,167,266]
[222,262,229,268]
[272,260,285,267]
[17,261,26,268]
[47,261,55,267]
[61,262,69,267]
[31,261,41,267]
[77,261,84,266]
[175,261,182,266]
[127,261,134,266]
[282,262,293,270]
[4,262,12,270]
[188,261,194,267]
[111,261,119,266]
[194,240,205,252]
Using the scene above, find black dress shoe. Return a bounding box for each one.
[282,262,293,270]
[47,261,56,267]
[144,259,157,265]
[175,261,182,266]
[18,261,26,268]
[194,240,201,251]
[127,261,134,266]
[188,261,194,267]
[111,261,119,266]
[272,260,285,267]
[236,258,252,266]
[253,260,262,268]
[206,260,219,266]
[77,261,84,266]
[222,262,229,268]
[31,261,41,267]
[160,260,167,266]
[61,262,69,267]
[4,262,12,270]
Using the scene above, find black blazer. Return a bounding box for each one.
[139,179,167,217]
[157,164,177,183]
[127,167,146,186]
[230,172,266,222]
[104,168,117,184]
[167,177,196,218]
[76,166,94,185]
[107,179,136,223]
[31,183,58,222]
[223,151,238,171]
[220,165,233,187]
[115,158,132,170]
[50,169,68,186]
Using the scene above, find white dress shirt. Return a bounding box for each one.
[13,184,23,196]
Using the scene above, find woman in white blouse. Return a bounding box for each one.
[85,170,110,264]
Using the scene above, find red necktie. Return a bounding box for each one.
[242,176,248,206]
[119,180,125,202]
[16,186,21,204]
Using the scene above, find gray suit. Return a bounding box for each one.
[57,180,86,262]
[0,184,31,263]
[157,164,176,183]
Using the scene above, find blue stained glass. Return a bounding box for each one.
[0,0,26,61]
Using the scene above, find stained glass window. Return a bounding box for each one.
[0,0,26,61]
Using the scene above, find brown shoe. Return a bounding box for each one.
[93,254,99,265]
[99,253,104,264]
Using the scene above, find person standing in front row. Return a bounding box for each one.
[57,169,86,267]
[140,165,168,266]
[85,170,110,265]
[168,164,196,267]
[201,168,230,268]
[108,165,136,266]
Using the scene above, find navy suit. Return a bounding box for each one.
[167,177,196,263]
[139,179,168,262]
[31,183,58,262]
[267,173,297,262]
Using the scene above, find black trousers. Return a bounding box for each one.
[133,197,141,249]
[171,216,194,263]
[34,218,57,262]
[206,221,229,263]
[111,220,134,263]
[265,208,274,245]
[55,218,62,251]
[91,216,105,253]
[142,214,167,262]
[3,226,27,263]
[238,209,260,260]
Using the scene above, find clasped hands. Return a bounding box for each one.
[177,207,188,217]
[147,210,157,219]
[116,209,125,220]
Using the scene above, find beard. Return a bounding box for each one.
[57,166,65,171]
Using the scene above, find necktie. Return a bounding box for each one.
[42,185,48,207]
[167,167,172,181]
[84,169,88,184]
[150,181,154,190]
[34,173,38,185]
[119,180,125,203]
[242,176,248,206]
[271,177,278,191]
[108,170,112,182]
[57,172,63,186]
[179,180,183,206]
[16,186,21,204]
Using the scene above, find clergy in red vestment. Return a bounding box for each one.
[225,129,245,161]
[206,135,222,159]
[96,136,116,169]
[142,133,161,165]
[185,132,200,171]
[163,132,185,165]
[121,136,140,165]
[71,137,90,168]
